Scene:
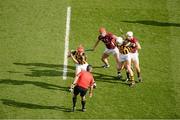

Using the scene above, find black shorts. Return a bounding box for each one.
[74,86,88,97]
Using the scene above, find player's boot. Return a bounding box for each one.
[102,64,110,68]
[138,77,143,83]
[125,78,129,82]
[126,71,130,82]
[129,81,135,87]
[72,107,76,112]
[82,108,86,112]
[117,73,122,80]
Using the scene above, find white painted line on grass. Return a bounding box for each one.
[63,6,71,80]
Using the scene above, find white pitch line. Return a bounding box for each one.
[63,6,71,80]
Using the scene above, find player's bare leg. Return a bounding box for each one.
[114,53,121,77]
[132,60,142,82]
[126,61,135,87]
[125,59,132,82]
[123,65,130,82]
[75,67,81,76]
[101,53,110,68]
[117,61,125,79]
[81,96,86,112]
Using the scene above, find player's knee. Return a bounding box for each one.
[102,53,109,58]
[136,67,140,73]
[135,64,140,72]
[127,66,131,71]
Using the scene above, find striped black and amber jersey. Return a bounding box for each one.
[118,40,131,54]
[71,51,87,64]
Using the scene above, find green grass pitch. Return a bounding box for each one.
[0,0,180,119]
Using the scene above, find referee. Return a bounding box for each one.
[70,65,95,112]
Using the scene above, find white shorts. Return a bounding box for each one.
[104,47,119,56]
[75,63,88,74]
[119,53,131,62]
[130,52,139,64]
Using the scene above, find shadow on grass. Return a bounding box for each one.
[14,63,75,70]
[24,69,73,78]
[13,62,75,78]
[93,71,128,85]
[0,79,69,91]
[0,99,71,112]
[13,62,129,85]
[93,66,103,69]
[122,20,180,27]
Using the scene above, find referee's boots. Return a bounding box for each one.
[72,107,76,112]
[82,108,86,112]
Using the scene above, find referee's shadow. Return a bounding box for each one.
[0,79,70,92]
[0,98,72,112]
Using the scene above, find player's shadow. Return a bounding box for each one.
[0,79,69,91]
[0,99,71,112]
[93,66,103,69]
[93,72,121,84]
[13,62,75,78]
[93,72,130,86]
[14,63,75,69]
[122,20,180,27]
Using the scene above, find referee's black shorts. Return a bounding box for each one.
[74,86,88,97]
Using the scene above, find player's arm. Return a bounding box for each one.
[68,50,79,64]
[136,42,141,50]
[89,78,95,97]
[82,54,88,64]
[89,85,94,98]
[73,75,79,85]
[112,34,117,39]
[123,40,131,47]
[92,39,100,51]
[113,35,119,46]
[70,53,79,64]
[121,35,126,40]
[69,74,80,92]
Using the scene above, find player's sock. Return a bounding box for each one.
[137,72,141,78]
[130,76,135,82]
[137,72,142,82]
[117,71,122,79]
[73,97,77,107]
[129,76,135,87]
[126,71,130,80]
[118,71,122,76]
[81,100,86,109]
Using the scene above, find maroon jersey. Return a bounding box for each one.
[98,32,116,49]
[130,37,138,53]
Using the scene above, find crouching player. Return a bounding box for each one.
[116,37,135,87]
[69,65,95,112]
